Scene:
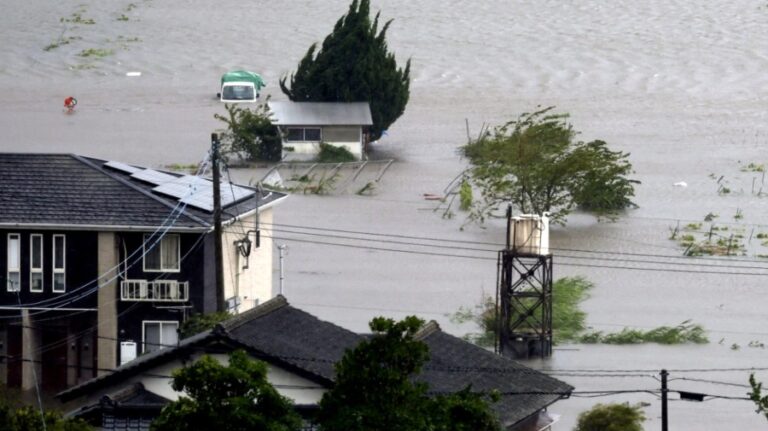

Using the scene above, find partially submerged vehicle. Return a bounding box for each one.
[218,70,266,103]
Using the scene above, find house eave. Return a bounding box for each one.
[220,193,289,229]
[0,223,209,233]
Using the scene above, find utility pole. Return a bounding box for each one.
[277,244,287,296]
[661,369,669,431]
[212,133,225,312]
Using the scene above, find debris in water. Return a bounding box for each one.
[674,181,687,187]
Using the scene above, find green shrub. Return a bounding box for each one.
[575,403,645,431]
[215,103,282,161]
[317,143,356,163]
[179,311,231,338]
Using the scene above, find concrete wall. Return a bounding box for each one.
[97,232,118,374]
[221,208,274,312]
[20,309,40,391]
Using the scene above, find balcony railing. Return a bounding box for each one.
[121,280,189,302]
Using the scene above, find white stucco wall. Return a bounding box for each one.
[281,125,364,161]
[222,208,274,312]
[72,351,326,409]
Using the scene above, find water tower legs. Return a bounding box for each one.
[496,251,553,359]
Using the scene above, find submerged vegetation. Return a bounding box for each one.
[78,48,114,58]
[579,320,707,345]
[316,143,356,163]
[450,276,708,346]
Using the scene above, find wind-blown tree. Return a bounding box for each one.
[151,350,301,431]
[280,0,410,141]
[574,403,646,431]
[462,106,638,224]
[215,101,282,162]
[316,316,499,431]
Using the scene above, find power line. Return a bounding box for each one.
[256,225,768,272]
[253,220,768,265]
[10,155,212,309]
[256,232,768,277]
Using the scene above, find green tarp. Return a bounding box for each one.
[221,70,265,90]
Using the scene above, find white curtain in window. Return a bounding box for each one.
[162,323,179,348]
[162,235,179,270]
[7,237,19,269]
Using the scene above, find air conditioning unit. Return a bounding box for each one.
[509,213,549,255]
[120,341,137,366]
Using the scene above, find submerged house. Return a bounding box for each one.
[59,296,573,431]
[268,101,373,161]
[0,153,286,393]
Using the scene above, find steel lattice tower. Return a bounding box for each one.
[495,215,553,359]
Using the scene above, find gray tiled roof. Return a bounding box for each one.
[416,326,572,428]
[225,297,573,427]
[268,102,373,126]
[60,296,572,428]
[0,153,285,230]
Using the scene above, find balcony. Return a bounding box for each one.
[121,280,189,302]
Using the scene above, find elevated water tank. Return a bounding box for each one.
[509,213,549,255]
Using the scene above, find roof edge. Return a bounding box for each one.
[71,155,212,228]
[221,295,289,331]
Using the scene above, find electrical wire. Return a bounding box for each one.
[256,225,768,271]
[256,232,768,277]
[6,154,212,310]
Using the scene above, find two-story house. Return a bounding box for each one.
[0,153,286,393]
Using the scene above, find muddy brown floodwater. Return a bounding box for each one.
[2,0,768,428]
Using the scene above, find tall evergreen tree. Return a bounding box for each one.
[280,0,410,142]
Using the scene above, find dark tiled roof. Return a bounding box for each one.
[416,327,573,428]
[58,329,227,401]
[0,153,285,230]
[60,296,572,428]
[225,297,572,427]
[223,296,361,382]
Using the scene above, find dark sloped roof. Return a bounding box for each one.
[416,325,573,428]
[58,329,231,401]
[59,296,572,427]
[0,153,286,230]
[223,295,361,382]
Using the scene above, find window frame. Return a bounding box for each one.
[7,233,20,292]
[142,234,181,273]
[52,234,66,293]
[30,234,43,293]
[142,320,179,353]
[285,127,322,143]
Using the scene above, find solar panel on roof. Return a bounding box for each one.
[149,175,255,212]
[105,161,142,174]
[130,169,177,185]
[152,176,208,199]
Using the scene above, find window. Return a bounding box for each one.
[52,234,65,292]
[143,234,180,272]
[30,234,43,292]
[285,127,322,142]
[143,321,179,353]
[7,234,20,292]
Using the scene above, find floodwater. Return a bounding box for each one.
[2,0,768,428]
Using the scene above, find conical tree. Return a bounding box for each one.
[280,0,410,142]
